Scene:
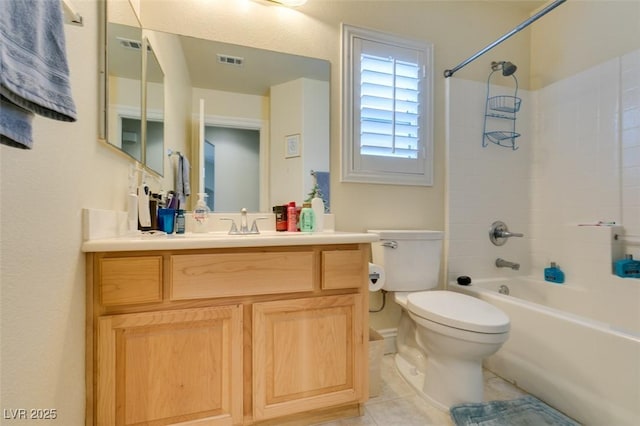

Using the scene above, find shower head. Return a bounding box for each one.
[491,61,517,76]
[502,61,517,76]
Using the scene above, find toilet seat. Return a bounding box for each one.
[407,291,509,334]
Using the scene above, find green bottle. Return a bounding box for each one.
[300,202,315,232]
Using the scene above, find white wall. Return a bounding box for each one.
[270,78,329,205]
[144,28,192,193]
[1,3,124,424]
[270,79,303,205]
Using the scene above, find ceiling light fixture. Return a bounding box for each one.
[268,0,307,7]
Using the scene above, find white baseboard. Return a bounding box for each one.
[376,327,398,355]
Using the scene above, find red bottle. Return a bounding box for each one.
[287,202,297,232]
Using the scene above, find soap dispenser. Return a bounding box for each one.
[193,192,210,233]
[544,262,565,284]
[613,254,640,278]
[127,166,139,233]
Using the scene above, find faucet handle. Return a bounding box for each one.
[220,218,239,235]
[249,217,269,234]
[489,221,524,246]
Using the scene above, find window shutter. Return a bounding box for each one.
[342,25,433,186]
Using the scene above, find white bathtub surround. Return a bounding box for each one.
[447,48,640,284]
[451,279,640,426]
[446,49,640,426]
[447,77,532,280]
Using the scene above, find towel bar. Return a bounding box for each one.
[62,0,83,26]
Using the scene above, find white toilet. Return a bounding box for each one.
[369,230,510,409]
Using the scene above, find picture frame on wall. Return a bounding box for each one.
[285,134,301,158]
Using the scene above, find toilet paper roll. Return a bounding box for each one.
[368,262,386,292]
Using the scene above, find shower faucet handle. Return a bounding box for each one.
[489,221,524,246]
[495,230,524,238]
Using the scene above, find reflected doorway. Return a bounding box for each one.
[204,126,260,212]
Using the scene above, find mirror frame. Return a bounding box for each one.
[98,0,165,177]
[143,36,165,176]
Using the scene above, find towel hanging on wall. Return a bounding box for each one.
[175,154,191,208]
[312,171,330,213]
[0,0,77,149]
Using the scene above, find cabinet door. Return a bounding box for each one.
[97,306,243,426]
[253,295,366,421]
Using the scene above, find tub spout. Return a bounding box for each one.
[496,258,520,270]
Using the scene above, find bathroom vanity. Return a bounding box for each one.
[83,231,376,425]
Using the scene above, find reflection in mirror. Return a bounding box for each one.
[174,34,330,212]
[105,2,143,163]
[144,39,164,175]
[102,0,331,212]
[203,127,260,212]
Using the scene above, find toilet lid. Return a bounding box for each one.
[407,291,509,334]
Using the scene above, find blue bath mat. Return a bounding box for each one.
[450,395,581,426]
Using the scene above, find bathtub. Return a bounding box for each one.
[450,277,640,426]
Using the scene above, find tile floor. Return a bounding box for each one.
[315,354,527,426]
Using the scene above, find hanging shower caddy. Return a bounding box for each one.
[482,63,521,150]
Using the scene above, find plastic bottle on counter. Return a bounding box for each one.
[311,196,324,232]
[287,202,297,232]
[175,209,186,234]
[193,192,210,233]
[273,205,287,232]
[300,202,315,232]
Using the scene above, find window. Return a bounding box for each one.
[342,24,433,186]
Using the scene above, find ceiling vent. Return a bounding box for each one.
[117,37,149,51]
[217,54,244,66]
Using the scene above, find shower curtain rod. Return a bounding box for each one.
[443,0,566,78]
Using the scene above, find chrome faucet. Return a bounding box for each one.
[221,208,268,235]
[489,221,524,246]
[495,258,520,270]
[239,208,249,234]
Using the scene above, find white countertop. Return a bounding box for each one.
[81,231,379,252]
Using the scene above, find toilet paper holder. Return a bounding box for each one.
[381,240,398,249]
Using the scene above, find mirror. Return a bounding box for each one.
[102,1,330,212]
[102,1,165,175]
[175,34,330,212]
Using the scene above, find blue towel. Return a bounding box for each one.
[0,96,34,149]
[314,171,330,213]
[175,154,191,208]
[0,0,77,149]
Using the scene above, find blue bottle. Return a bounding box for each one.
[613,254,640,278]
[544,262,565,284]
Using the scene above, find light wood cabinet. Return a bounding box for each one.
[99,256,162,306]
[252,294,365,421]
[97,306,243,425]
[87,244,369,426]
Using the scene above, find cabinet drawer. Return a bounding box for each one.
[99,256,162,306]
[322,249,366,290]
[170,251,315,300]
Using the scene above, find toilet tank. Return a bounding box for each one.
[368,230,444,292]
